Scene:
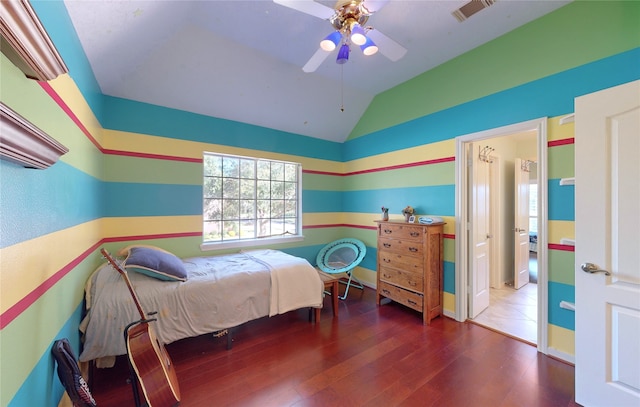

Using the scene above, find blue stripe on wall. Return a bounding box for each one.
[30,0,104,117]
[343,48,640,161]
[444,261,455,294]
[548,180,575,221]
[548,281,575,331]
[343,185,456,216]
[9,303,84,407]
[101,97,343,162]
[303,190,343,213]
[0,160,102,249]
[104,183,202,217]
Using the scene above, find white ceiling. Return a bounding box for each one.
[62,0,570,142]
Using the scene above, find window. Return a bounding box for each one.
[202,152,302,249]
[529,183,538,233]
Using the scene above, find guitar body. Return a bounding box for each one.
[100,248,181,407]
[126,322,181,407]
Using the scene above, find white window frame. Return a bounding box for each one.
[200,152,303,251]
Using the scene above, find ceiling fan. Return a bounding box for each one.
[274,0,407,72]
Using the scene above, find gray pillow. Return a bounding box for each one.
[123,247,187,282]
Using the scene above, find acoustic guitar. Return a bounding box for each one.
[101,248,181,407]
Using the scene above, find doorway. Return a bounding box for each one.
[454,118,549,353]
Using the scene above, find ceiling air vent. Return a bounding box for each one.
[452,0,496,22]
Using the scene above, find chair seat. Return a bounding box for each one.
[315,238,366,299]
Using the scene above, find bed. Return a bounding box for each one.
[78,246,323,365]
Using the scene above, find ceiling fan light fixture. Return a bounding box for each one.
[320,31,342,51]
[360,36,378,56]
[336,43,350,64]
[350,23,367,45]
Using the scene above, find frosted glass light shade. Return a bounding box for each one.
[336,43,349,64]
[360,37,378,56]
[350,24,366,45]
[320,31,341,51]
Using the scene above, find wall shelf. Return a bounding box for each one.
[0,102,69,169]
[559,177,575,186]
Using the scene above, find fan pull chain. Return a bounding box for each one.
[340,64,345,112]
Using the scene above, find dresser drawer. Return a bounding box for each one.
[378,281,423,312]
[378,238,423,257]
[379,250,423,272]
[379,266,424,292]
[378,223,423,241]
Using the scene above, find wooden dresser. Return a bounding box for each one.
[375,220,444,325]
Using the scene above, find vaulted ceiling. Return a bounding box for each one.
[63,0,571,142]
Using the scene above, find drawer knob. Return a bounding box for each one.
[408,281,417,286]
[407,299,417,305]
[384,229,392,234]
[383,258,391,263]
[383,274,392,278]
[410,232,419,237]
[383,243,391,248]
[409,247,418,252]
[382,289,391,295]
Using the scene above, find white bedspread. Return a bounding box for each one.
[78,250,322,363]
[243,250,323,316]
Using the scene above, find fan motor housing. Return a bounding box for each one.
[330,0,370,33]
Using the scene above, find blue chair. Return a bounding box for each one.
[316,238,366,299]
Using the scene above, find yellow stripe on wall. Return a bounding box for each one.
[48,74,104,146]
[0,220,101,315]
[102,129,344,174]
[547,115,575,142]
[345,139,456,174]
[443,292,455,314]
[548,324,575,356]
[548,220,575,244]
[102,216,202,238]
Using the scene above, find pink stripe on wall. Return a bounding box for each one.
[548,138,574,147]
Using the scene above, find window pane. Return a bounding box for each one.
[284,182,296,199]
[222,220,239,240]
[240,179,255,199]
[203,221,222,241]
[256,218,270,237]
[223,178,239,199]
[240,199,255,219]
[239,220,255,238]
[285,199,296,217]
[203,177,222,199]
[204,156,222,176]
[257,161,270,180]
[223,157,239,177]
[271,162,284,180]
[284,163,297,182]
[223,199,239,219]
[240,159,254,179]
[257,199,270,217]
[256,180,270,199]
[271,181,284,199]
[204,199,222,220]
[271,200,284,218]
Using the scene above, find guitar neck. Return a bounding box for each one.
[100,248,147,321]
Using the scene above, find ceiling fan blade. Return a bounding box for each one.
[367,29,407,62]
[303,48,331,72]
[362,0,389,13]
[273,0,335,19]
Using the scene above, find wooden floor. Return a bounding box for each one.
[89,287,579,407]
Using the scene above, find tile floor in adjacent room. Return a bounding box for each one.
[472,282,538,344]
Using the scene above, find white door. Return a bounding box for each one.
[575,80,640,406]
[470,144,491,318]
[514,158,530,289]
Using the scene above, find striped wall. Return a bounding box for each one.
[1,1,639,405]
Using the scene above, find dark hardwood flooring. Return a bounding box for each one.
[89,287,579,407]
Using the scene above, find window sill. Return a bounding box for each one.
[200,234,304,252]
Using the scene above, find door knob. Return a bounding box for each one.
[513,228,525,232]
[581,262,611,276]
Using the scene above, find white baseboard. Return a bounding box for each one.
[547,347,575,364]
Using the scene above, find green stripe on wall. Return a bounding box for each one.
[303,172,344,191]
[548,249,575,286]
[343,161,456,190]
[349,1,640,139]
[104,155,203,185]
[548,144,575,180]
